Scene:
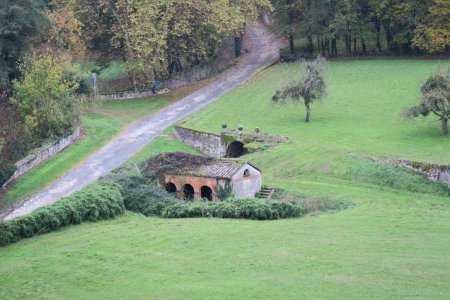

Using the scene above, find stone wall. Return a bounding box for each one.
[2,126,82,188]
[174,126,289,158]
[372,157,450,187]
[174,126,226,157]
[98,88,170,101]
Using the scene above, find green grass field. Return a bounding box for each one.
[1,59,449,299]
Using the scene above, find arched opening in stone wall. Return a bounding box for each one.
[200,186,213,201]
[226,141,244,158]
[165,182,177,194]
[243,169,250,177]
[183,184,195,200]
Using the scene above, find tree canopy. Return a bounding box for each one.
[0,0,50,91]
[271,0,450,56]
[272,56,327,122]
[402,69,450,135]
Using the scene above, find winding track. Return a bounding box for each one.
[4,22,284,220]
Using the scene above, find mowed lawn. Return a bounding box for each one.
[1,59,450,299]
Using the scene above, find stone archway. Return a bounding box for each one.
[183,184,195,200]
[200,186,213,201]
[165,182,177,194]
[226,141,244,158]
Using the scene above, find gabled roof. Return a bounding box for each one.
[167,160,247,179]
[146,152,260,180]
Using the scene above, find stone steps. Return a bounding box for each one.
[256,187,275,199]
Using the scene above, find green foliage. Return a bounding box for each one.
[412,0,450,53]
[272,56,327,122]
[104,173,177,217]
[217,182,233,201]
[244,142,263,153]
[344,162,450,197]
[272,0,446,55]
[0,0,50,89]
[0,163,16,186]
[0,182,124,247]
[161,198,306,220]
[11,53,79,139]
[402,69,450,135]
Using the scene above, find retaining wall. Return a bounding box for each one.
[174,127,225,158]
[98,88,170,101]
[372,157,450,187]
[2,126,82,188]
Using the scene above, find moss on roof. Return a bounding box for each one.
[145,152,255,179]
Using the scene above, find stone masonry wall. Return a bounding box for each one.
[2,126,82,188]
[98,88,170,101]
[372,157,450,187]
[174,126,226,157]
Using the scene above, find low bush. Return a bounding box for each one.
[103,171,178,216]
[162,201,212,218]
[0,163,16,186]
[162,198,306,220]
[0,182,124,247]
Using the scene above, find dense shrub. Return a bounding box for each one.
[0,182,124,247]
[0,163,16,186]
[162,198,306,220]
[162,201,212,218]
[103,172,178,216]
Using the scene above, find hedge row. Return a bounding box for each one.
[162,198,307,220]
[0,182,124,247]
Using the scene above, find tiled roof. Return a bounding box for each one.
[147,152,260,179]
[167,160,246,179]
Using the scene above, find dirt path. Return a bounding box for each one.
[4,22,284,221]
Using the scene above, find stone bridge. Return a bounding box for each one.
[173,126,288,158]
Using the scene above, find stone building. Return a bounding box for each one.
[158,155,262,202]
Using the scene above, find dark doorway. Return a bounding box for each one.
[226,141,244,158]
[183,184,195,200]
[165,182,177,193]
[200,186,213,201]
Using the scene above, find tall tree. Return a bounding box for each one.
[0,0,50,91]
[272,56,327,122]
[412,0,450,53]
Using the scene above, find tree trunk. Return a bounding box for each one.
[361,39,367,53]
[375,19,381,52]
[442,117,448,135]
[331,38,337,56]
[234,36,242,57]
[307,33,314,53]
[289,35,295,54]
[353,37,357,53]
[385,27,393,50]
[305,100,311,122]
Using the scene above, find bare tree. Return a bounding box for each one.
[402,69,450,135]
[272,56,327,122]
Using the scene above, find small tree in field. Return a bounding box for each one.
[272,56,327,122]
[402,69,450,135]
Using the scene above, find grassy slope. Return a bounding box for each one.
[1,59,450,299]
